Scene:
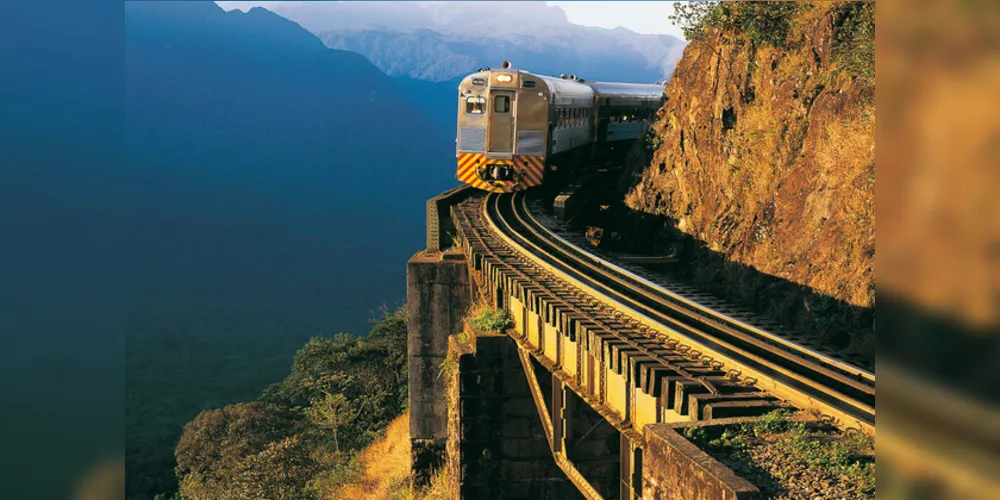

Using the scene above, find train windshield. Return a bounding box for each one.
[465,95,485,114]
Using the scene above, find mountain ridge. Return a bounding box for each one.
[252,1,687,82]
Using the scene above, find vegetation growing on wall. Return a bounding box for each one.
[683,410,875,498]
[469,307,514,332]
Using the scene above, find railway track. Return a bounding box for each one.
[450,188,875,434]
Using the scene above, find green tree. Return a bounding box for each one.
[174,401,295,481]
[260,309,409,451]
[227,435,323,500]
[305,392,358,453]
[174,401,298,499]
[366,306,408,385]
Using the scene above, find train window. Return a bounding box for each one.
[465,95,485,114]
[522,80,537,89]
[472,77,487,86]
[494,95,510,113]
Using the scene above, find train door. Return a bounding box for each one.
[488,91,515,153]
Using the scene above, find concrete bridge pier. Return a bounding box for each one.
[448,326,582,499]
[407,250,472,488]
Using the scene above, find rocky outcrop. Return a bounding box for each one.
[624,4,874,345]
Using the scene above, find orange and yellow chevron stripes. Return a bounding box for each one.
[519,155,545,185]
[456,153,546,193]
[457,152,487,189]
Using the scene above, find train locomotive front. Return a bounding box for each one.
[457,61,560,192]
[456,60,665,193]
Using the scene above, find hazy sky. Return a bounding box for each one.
[215,1,686,40]
[548,2,682,39]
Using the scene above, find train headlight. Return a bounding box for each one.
[496,74,513,83]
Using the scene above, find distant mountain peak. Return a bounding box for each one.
[263,2,685,82]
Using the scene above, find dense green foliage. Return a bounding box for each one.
[469,307,514,332]
[260,312,409,450]
[671,1,874,87]
[127,304,332,500]
[833,2,876,85]
[670,1,800,48]
[166,308,409,499]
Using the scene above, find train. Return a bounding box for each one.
[456,60,666,193]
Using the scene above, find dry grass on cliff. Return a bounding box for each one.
[324,412,457,500]
[813,107,876,308]
[324,413,411,500]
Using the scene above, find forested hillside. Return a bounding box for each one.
[154,311,408,499]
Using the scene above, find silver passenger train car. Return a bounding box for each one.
[456,60,665,192]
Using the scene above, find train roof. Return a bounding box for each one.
[459,64,664,106]
[585,81,666,102]
[532,73,595,106]
[531,73,665,106]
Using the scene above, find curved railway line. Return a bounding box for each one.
[450,187,875,435]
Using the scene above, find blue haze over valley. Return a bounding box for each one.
[123,2,684,498]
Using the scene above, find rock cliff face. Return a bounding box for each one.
[624,4,874,337]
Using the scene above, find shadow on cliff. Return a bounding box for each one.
[570,194,874,367]
[879,292,998,405]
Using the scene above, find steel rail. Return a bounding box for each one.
[515,194,874,394]
[525,193,875,383]
[462,195,713,392]
[485,192,874,431]
[482,196,728,385]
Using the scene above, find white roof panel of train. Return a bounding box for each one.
[586,81,666,101]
